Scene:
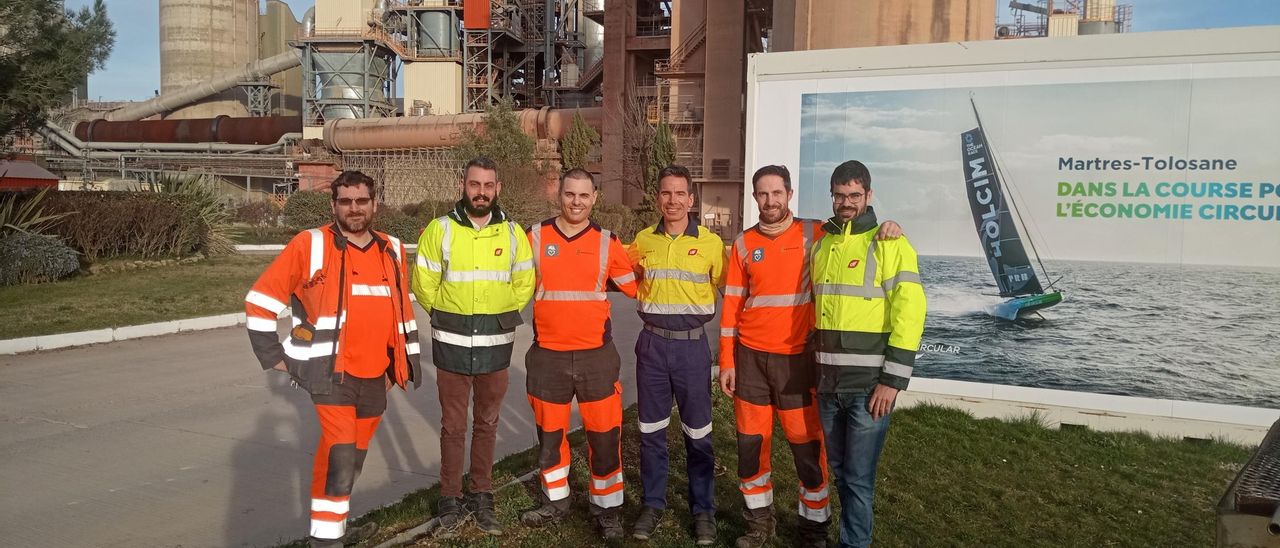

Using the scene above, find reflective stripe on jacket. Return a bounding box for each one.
[245,224,421,395]
[810,207,925,391]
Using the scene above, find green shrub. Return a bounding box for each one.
[591,200,650,244]
[1,188,71,237]
[148,173,237,256]
[234,199,282,227]
[374,209,426,243]
[0,232,80,286]
[282,191,331,231]
[39,191,210,261]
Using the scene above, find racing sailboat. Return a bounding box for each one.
[960,98,1063,320]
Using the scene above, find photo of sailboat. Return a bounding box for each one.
[961,98,1063,320]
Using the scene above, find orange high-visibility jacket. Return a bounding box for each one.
[245,224,422,395]
[718,219,822,369]
[528,219,639,351]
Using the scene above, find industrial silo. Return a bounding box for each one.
[159,0,259,119]
[260,0,303,116]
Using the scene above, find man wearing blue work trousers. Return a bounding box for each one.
[627,164,725,546]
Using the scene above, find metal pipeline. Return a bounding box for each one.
[1270,505,1280,535]
[103,50,302,122]
[75,116,301,145]
[323,106,603,152]
[41,121,300,155]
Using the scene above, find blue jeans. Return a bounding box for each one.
[818,388,892,548]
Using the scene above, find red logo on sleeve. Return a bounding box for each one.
[688,249,698,256]
[494,248,504,256]
[848,259,860,268]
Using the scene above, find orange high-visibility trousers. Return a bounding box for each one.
[733,342,830,523]
[308,375,387,540]
[525,341,625,512]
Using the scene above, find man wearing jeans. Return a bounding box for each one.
[810,160,926,548]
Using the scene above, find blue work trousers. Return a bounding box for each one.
[634,329,716,515]
[818,387,892,548]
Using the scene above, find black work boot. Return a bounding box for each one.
[467,491,503,536]
[434,496,468,539]
[341,521,379,545]
[631,505,665,540]
[796,516,831,548]
[521,497,570,527]
[735,506,776,548]
[594,506,625,540]
[693,512,717,546]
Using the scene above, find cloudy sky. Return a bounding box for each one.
[67,0,1280,102]
[795,73,1280,268]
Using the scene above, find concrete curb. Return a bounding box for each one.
[0,313,247,355]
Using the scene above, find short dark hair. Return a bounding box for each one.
[829,160,871,192]
[462,157,498,180]
[657,164,694,193]
[751,164,791,192]
[330,170,377,201]
[559,167,597,192]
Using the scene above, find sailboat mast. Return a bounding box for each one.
[969,96,1054,288]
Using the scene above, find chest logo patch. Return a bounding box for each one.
[848,259,860,269]
[494,248,504,256]
[688,249,698,256]
[751,248,764,262]
[545,244,559,257]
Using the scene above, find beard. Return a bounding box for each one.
[837,206,859,219]
[464,194,496,217]
[337,211,371,234]
[759,206,787,224]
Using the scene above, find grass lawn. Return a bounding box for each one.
[0,254,273,339]
[315,391,1249,547]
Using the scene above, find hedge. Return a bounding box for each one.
[38,192,212,261]
[0,232,80,286]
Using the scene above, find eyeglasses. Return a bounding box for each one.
[831,192,865,203]
[335,197,372,207]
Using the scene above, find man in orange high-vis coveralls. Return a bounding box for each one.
[519,169,639,539]
[245,171,421,548]
[719,165,899,548]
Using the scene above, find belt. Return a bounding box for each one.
[643,324,704,340]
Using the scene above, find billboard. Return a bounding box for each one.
[746,28,1280,409]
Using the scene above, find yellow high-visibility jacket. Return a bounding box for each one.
[413,202,535,374]
[628,218,725,331]
[810,207,926,392]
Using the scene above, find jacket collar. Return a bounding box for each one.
[327,222,389,252]
[822,206,879,236]
[448,198,508,229]
[651,213,701,238]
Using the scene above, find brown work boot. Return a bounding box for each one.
[796,515,831,548]
[734,506,776,548]
[521,498,570,527]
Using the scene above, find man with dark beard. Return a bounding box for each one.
[412,157,535,538]
[719,165,900,548]
[245,171,421,547]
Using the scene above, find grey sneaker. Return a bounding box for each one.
[595,508,624,540]
[631,505,665,540]
[521,499,569,527]
[434,496,468,539]
[467,492,503,536]
[693,512,717,546]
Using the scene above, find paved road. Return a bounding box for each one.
[0,296,715,547]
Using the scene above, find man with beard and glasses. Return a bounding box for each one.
[519,169,638,539]
[719,165,901,548]
[244,171,421,548]
[413,157,535,538]
[810,160,925,548]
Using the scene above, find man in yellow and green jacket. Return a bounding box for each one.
[412,157,535,538]
[810,160,926,548]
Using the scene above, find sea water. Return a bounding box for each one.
[917,256,1280,409]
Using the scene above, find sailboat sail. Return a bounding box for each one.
[960,126,1044,297]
